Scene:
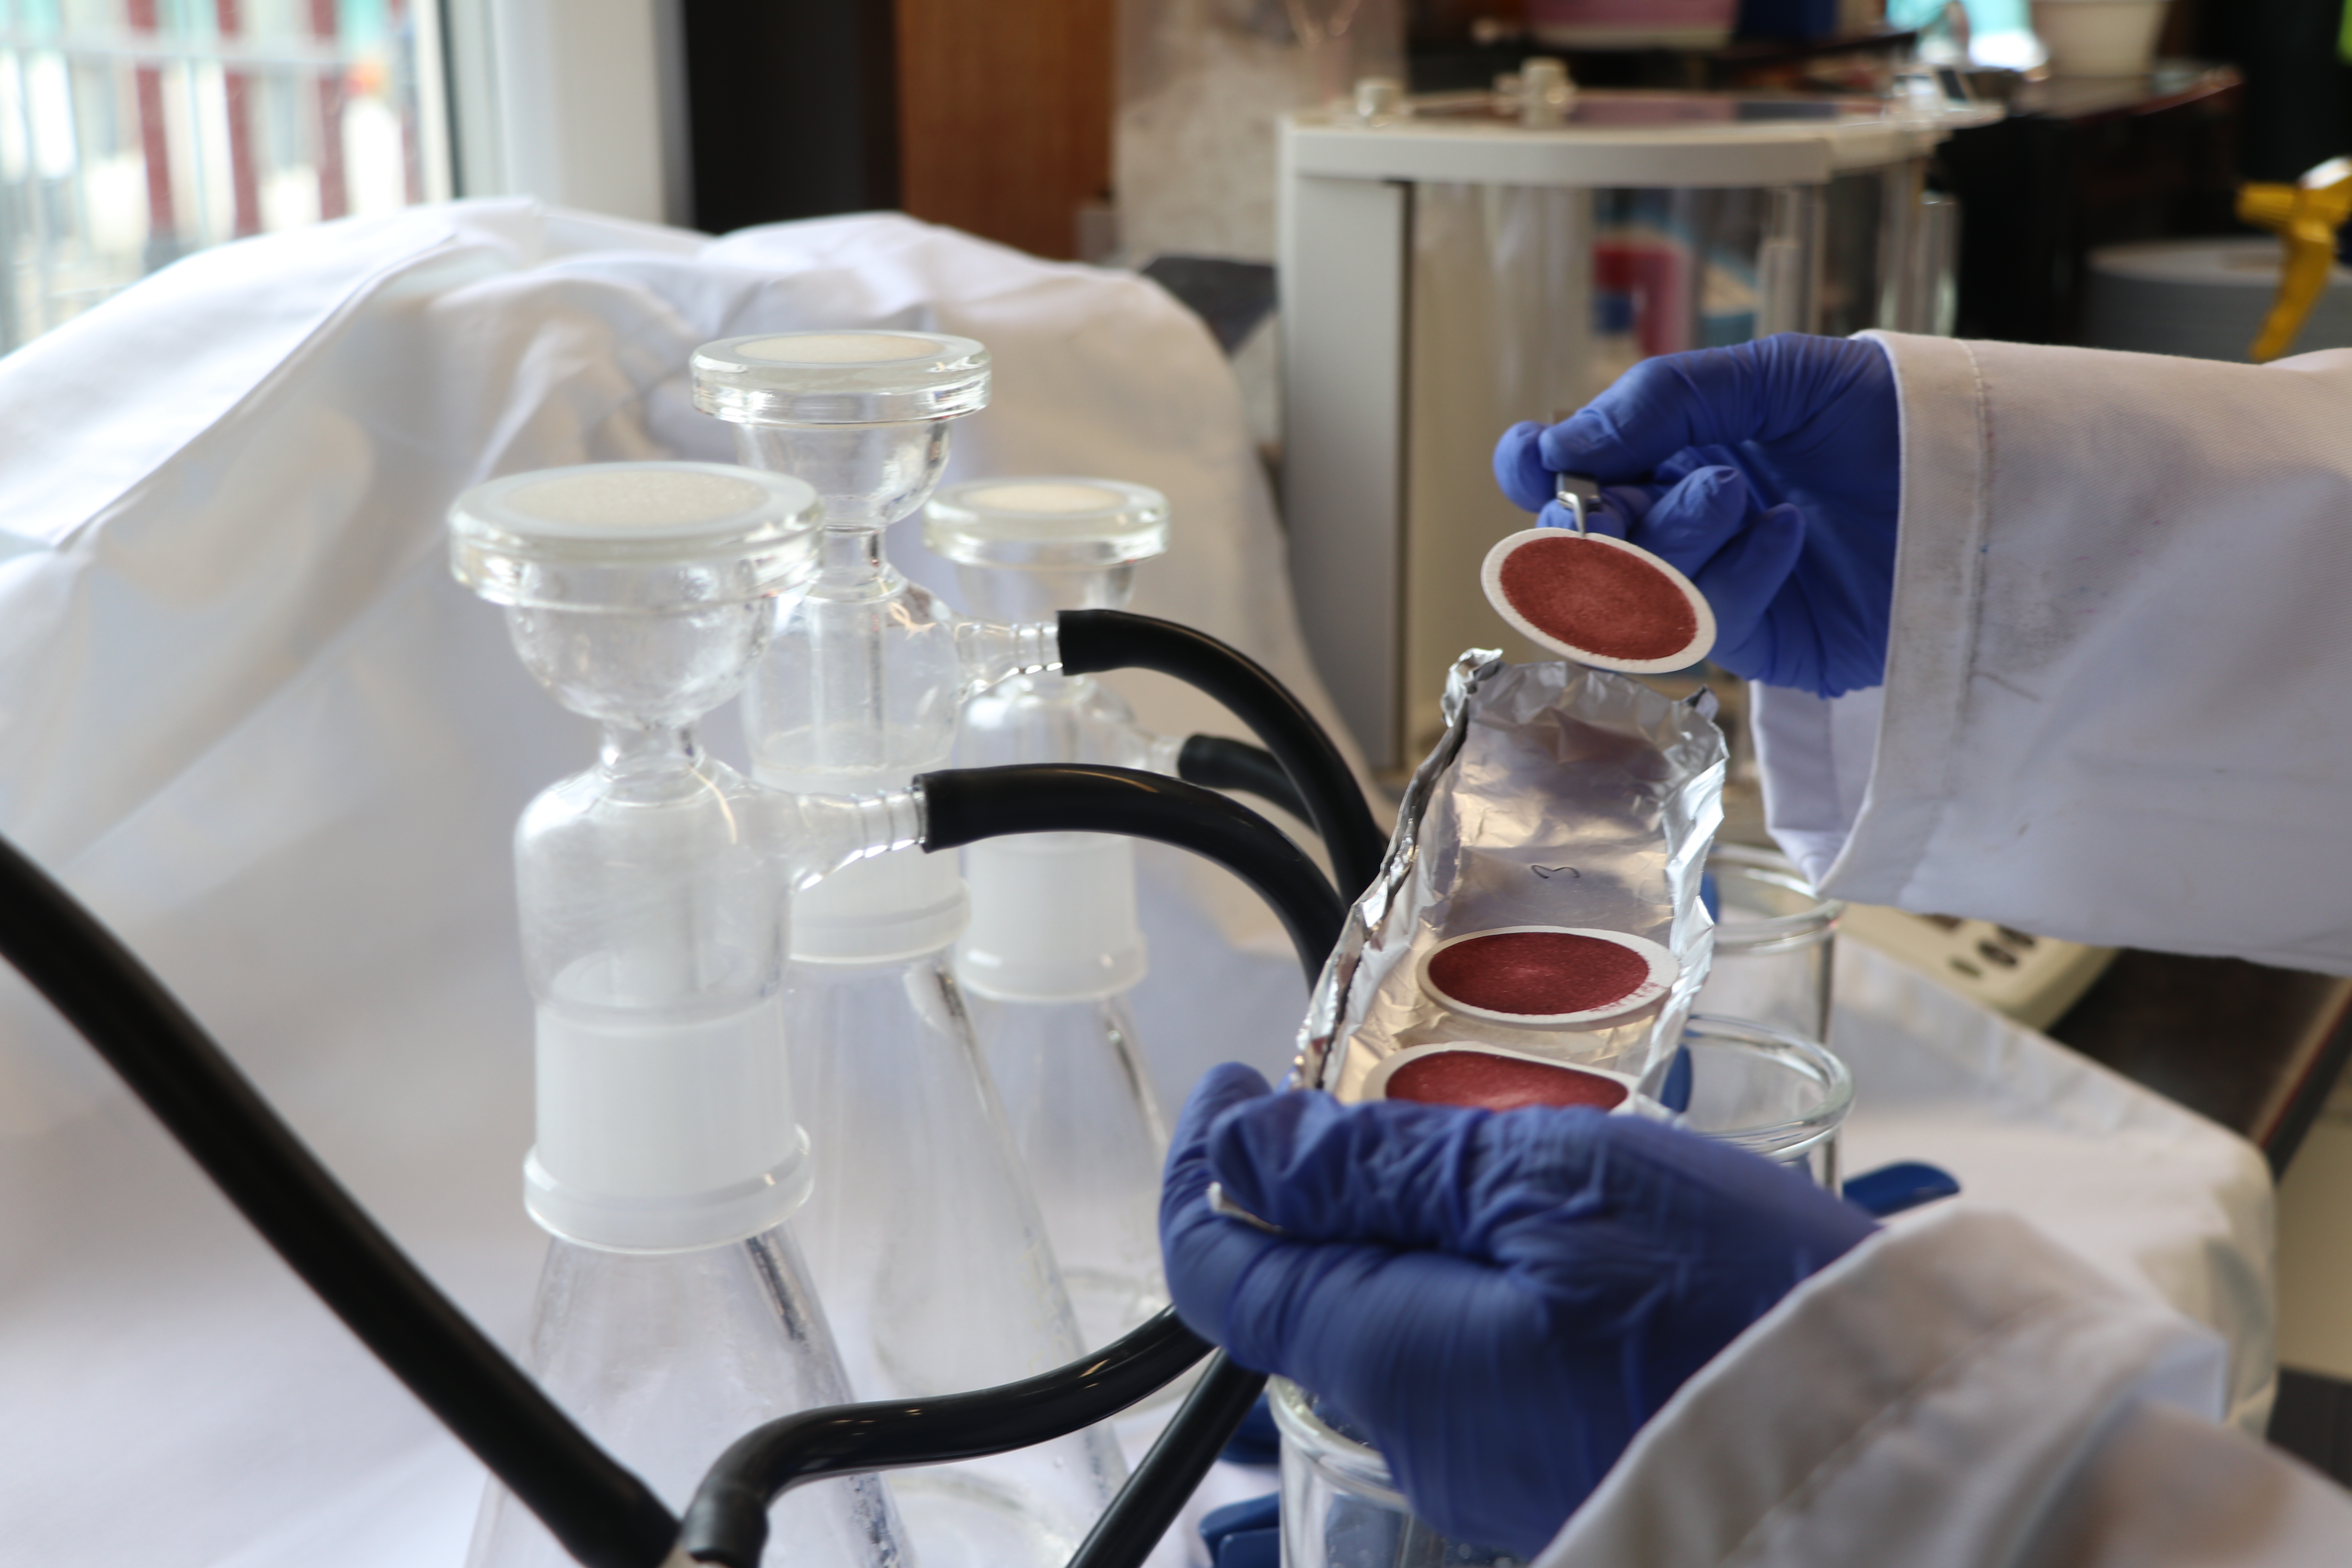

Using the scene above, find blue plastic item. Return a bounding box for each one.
[1842,1160,1963,1218]
[1217,1392,1283,1466]
[1201,1492,1281,1568]
[1658,1045,1694,1114]
[1491,334,1899,698]
[1161,1063,1878,1556]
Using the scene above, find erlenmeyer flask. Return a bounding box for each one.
[691,332,1124,1567]
[925,477,1180,1354]
[447,461,908,1568]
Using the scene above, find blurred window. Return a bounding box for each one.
[0,0,448,352]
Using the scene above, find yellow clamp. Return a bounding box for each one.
[2238,156,2352,363]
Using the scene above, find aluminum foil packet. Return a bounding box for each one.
[1296,651,1728,1100]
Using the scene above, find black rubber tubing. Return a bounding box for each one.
[0,835,679,1568]
[1175,733,1312,827]
[919,764,1345,980]
[1058,610,1389,900]
[681,1310,1213,1568]
[683,763,1342,1568]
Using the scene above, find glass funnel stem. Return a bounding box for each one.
[806,526,897,774]
[600,723,701,779]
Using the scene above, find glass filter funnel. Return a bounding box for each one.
[691,334,1123,1568]
[924,476,1178,1354]
[448,462,908,1568]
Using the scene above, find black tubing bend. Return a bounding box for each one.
[919,763,1344,983]
[0,834,677,1568]
[1176,733,1312,827]
[682,764,1334,1568]
[681,1309,1215,1567]
[1058,610,1388,899]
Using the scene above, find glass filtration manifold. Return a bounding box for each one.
[925,475,1180,1357]
[445,460,911,1568]
[690,330,1124,1568]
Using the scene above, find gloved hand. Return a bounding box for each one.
[1162,1064,1878,1557]
[1490,334,1899,698]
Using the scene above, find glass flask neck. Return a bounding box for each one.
[599,723,702,783]
[813,523,902,600]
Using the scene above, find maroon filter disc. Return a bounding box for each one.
[1418,926,1678,1028]
[1480,528,1715,673]
[1381,1049,1630,1112]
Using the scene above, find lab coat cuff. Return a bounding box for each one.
[1774,331,1988,909]
[1534,1204,2230,1568]
[1750,680,1883,891]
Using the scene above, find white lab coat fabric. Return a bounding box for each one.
[0,201,1325,1567]
[1531,925,2289,1568]
[1590,332,2352,1568]
[1755,332,2352,975]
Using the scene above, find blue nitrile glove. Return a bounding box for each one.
[1161,1063,1878,1558]
[1490,334,1899,698]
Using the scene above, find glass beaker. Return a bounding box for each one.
[926,476,1177,1355]
[692,334,1124,1568]
[448,461,907,1568]
[1274,1020,1849,1568]
[1674,1014,1853,1189]
[1272,1377,1526,1568]
[1694,844,1842,1044]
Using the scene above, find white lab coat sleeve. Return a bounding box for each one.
[1750,334,2352,972]
[1534,1203,2351,1568]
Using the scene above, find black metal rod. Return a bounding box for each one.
[1176,733,1312,828]
[1058,610,1389,898]
[681,1310,1214,1566]
[0,834,678,1568]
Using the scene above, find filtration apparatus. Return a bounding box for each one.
[1280,74,1980,769]
[688,332,1124,1568]
[445,461,908,1568]
[926,476,1180,1356]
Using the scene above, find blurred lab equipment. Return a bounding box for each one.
[1936,64,2243,345]
[2238,156,2352,361]
[1116,0,1406,268]
[2029,0,2165,76]
[442,460,910,1568]
[1281,76,1976,767]
[2081,237,2352,361]
[1528,0,1740,48]
[928,476,1181,1354]
[1696,843,1842,1042]
[689,330,1124,1566]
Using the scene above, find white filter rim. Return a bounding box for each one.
[1417,924,1680,1028]
[1359,1042,1644,1109]
[1481,527,1717,674]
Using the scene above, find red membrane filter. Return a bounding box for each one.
[1481,528,1716,674]
[1362,1044,1638,1113]
[1418,926,1678,1029]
